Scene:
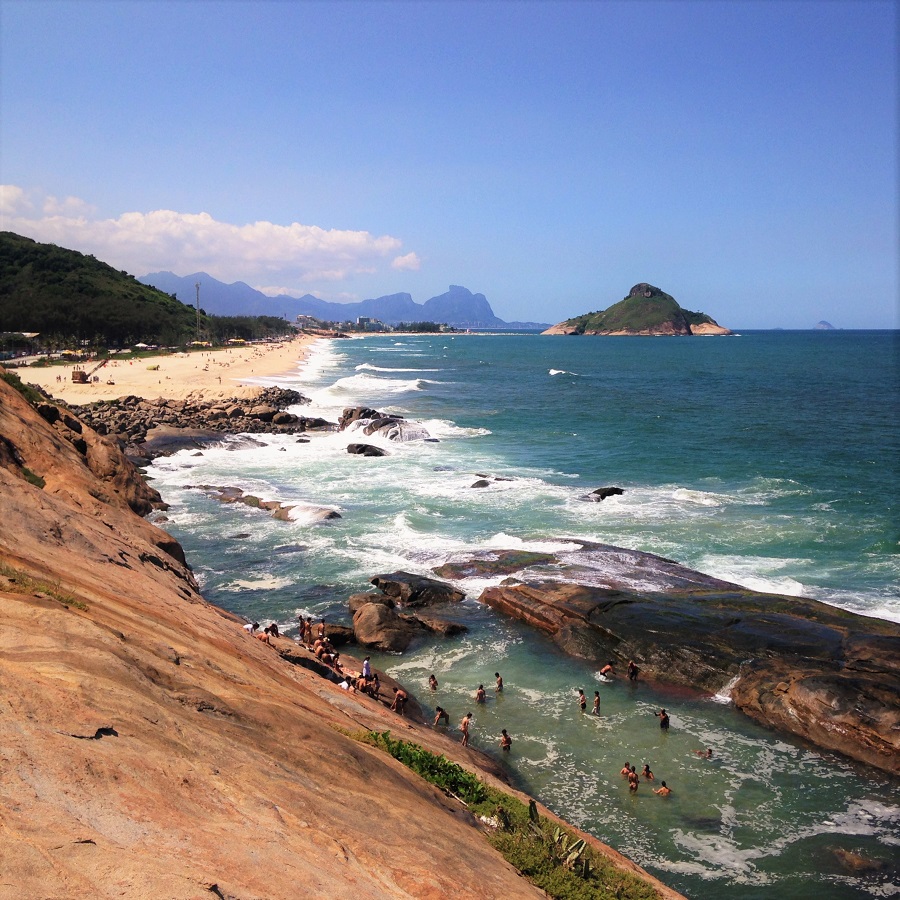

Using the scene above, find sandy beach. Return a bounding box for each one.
[13,333,317,404]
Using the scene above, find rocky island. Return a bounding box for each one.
[543,283,732,335]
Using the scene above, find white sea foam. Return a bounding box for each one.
[355,363,441,373]
[697,555,808,596]
[223,575,295,592]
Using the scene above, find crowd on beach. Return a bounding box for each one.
[242,619,714,797]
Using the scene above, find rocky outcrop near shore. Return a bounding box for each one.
[69,386,334,458]
[0,372,680,899]
[437,543,900,775]
[340,406,432,442]
[350,573,468,651]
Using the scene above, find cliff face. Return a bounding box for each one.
[0,373,678,899]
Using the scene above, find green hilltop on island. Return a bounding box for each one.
[543,283,732,335]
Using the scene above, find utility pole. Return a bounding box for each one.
[195,282,201,343]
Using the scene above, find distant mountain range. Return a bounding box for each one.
[138,271,549,330]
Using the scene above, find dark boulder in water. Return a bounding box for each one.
[347,443,388,457]
[370,571,465,608]
[584,486,625,501]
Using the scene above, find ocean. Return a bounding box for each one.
[147,330,899,899]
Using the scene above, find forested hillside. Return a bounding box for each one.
[0,232,290,346]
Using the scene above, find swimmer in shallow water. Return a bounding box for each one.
[592,691,600,715]
[654,781,672,796]
[694,748,713,759]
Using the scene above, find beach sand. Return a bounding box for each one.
[14,333,317,404]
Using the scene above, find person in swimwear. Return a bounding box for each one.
[460,712,473,747]
[495,672,504,693]
[654,781,672,796]
[591,691,601,715]
[475,684,486,704]
[578,689,587,713]
[499,729,511,752]
[433,706,450,726]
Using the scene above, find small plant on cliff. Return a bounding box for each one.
[22,467,45,489]
[0,562,87,610]
[1,369,45,406]
[355,730,660,900]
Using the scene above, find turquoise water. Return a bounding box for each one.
[148,331,899,898]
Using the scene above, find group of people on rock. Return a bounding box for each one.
[242,621,281,645]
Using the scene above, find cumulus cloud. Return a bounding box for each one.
[392,251,421,271]
[0,186,415,291]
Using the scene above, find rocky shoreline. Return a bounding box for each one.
[0,369,682,899]
[22,374,900,775]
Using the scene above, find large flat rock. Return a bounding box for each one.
[469,543,900,775]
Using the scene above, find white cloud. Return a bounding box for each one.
[0,184,30,216]
[0,186,415,289]
[392,251,421,271]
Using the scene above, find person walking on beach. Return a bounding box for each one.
[495,672,503,693]
[460,712,473,747]
[591,691,600,715]
[656,708,670,731]
[499,729,511,752]
[578,689,587,713]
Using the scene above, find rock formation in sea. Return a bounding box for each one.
[433,543,900,775]
[0,370,680,898]
[543,283,732,335]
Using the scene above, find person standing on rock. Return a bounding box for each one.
[391,688,407,716]
[460,712,473,747]
[578,689,587,713]
[656,709,670,731]
[362,656,372,680]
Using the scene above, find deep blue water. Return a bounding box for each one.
[148,330,899,899]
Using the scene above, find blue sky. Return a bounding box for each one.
[1,0,896,328]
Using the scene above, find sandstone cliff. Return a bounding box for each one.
[0,372,679,900]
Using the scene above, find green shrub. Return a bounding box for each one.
[356,731,660,899]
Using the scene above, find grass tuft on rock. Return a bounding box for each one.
[355,730,660,900]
